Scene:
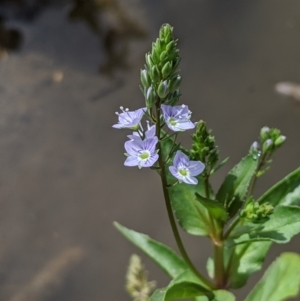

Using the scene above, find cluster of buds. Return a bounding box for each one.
[140,24,181,109]
[250,126,286,155]
[249,126,286,177]
[240,198,274,223]
[189,121,219,172]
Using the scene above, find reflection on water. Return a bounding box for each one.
[0,0,147,75]
[0,16,22,56]
[68,0,147,76]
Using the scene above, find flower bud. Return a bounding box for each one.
[166,40,176,52]
[240,199,274,223]
[140,69,150,88]
[145,86,156,108]
[263,139,273,153]
[169,75,182,92]
[157,80,169,98]
[159,24,173,42]
[145,53,153,68]
[162,61,172,78]
[160,51,168,63]
[250,141,259,153]
[260,126,270,142]
[151,43,159,64]
[150,65,160,82]
[274,135,286,147]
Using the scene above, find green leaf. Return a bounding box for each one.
[210,157,229,175]
[166,270,214,300]
[231,205,300,244]
[225,242,271,288]
[195,290,236,301]
[161,136,215,236]
[149,270,214,301]
[216,154,258,217]
[114,222,188,278]
[150,288,167,301]
[195,193,228,225]
[258,167,300,206]
[244,253,300,301]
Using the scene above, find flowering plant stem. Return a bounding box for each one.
[155,103,215,289]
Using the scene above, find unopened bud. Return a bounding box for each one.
[260,126,270,142]
[166,40,176,52]
[162,61,172,78]
[140,69,150,88]
[157,80,169,98]
[169,75,182,92]
[250,141,259,152]
[146,86,156,108]
[150,65,160,82]
[274,135,286,147]
[160,51,168,63]
[263,139,273,153]
[145,53,153,68]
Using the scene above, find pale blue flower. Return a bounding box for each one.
[113,107,146,130]
[161,104,195,132]
[124,137,159,168]
[169,150,205,185]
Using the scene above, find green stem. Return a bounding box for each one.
[155,105,215,289]
[214,243,226,288]
[248,152,268,198]
[223,216,240,240]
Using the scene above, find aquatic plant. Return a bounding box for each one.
[113,24,300,301]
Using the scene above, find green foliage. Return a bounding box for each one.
[190,121,219,170]
[149,270,214,301]
[114,222,188,278]
[216,154,258,217]
[195,290,236,301]
[258,167,300,206]
[239,197,274,224]
[244,253,300,301]
[230,205,300,244]
[223,242,271,288]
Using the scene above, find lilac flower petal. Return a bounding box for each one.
[188,161,205,176]
[124,156,140,166]
[124,139,143,155]
[173,151,189,167]
[140,154,159,167]
[143,137,158,153]
[183,176,198,185]
[146,125,156,138]
[113,107,146,129]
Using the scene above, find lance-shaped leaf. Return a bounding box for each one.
[216,154,258,217]
[230,205,300,245]
[149,270,214,301]
[244,253,300,301]
[114,222,187,278]
[195,290,236,301]
[194,193,229,237]
[225,242,271,288]
[161,136,215,236]
[258,166,300,206]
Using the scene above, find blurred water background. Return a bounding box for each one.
[0,0,299,300]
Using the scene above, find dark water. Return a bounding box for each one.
[0,0,299,300]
